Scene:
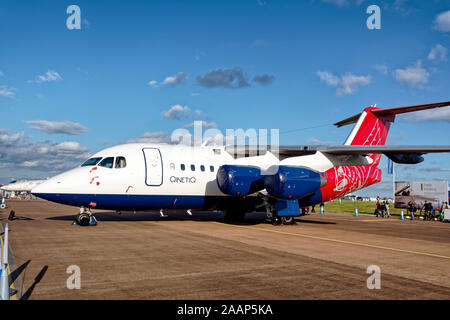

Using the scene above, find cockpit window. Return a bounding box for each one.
[98,157,114,168]
[115,157,127,169]
[81,157,103,167]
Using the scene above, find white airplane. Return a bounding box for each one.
[1,179,47,193]
[32,101,450,226]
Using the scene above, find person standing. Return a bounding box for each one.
[408,200,415,220]
[385,201,391,218]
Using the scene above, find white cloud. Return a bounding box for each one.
[257,0,267,6]
[149,72,187,88]
[19,161,39,168]
[316,71,339,86]
[320,0,364,7]
[162,72,187,86]
[162,105,203,120]
[0,130,90,174]
[30,70,63,84]
[337,73,371,96]
[0,130,25,143]
[401,107,450,123]
[26,120,87,135]
[126,131,171,144]
[162,105,191,120]
[316,70,371,96]
[433,10,450,32]
[0,86,16,98]
[148,80,159,88]
[427,44,447,62]
[184,121,218,129]
[392,60,429,87]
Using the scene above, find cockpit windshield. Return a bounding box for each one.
[81,157,103,167]
[98,157,115,168]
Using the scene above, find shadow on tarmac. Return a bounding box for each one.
[46,211,336,226]
[21,265,48,300]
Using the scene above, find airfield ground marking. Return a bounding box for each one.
[359,219,395,222]
[214,222,450,260]
[0,236,17,300]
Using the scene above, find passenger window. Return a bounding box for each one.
[98,157,114,168]
[191,165,195,171]
[200,165,205,172]
[115,156,127,169]
[181,164,185,171]
[170,163,175,170]
[210,166,214,172]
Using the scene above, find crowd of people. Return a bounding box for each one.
[374,197,450,221]
[374,198,391,218]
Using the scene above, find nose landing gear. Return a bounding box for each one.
[73,206,97,226]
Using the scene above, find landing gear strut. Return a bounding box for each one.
[74,206,97,226]
[257,193,296,225]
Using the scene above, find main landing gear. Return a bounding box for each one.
[270,215,295,225]
[73,206,97,226]
[256,193,296,225]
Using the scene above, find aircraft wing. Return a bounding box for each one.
[227,145,450,164]
[309,145,450,155]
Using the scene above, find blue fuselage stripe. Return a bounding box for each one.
[33,193,208,210]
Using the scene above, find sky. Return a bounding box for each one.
[0,0,449,197]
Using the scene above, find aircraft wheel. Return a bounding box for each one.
[76,213,91,226]
[281,216,295,225]
[271,216,281,225]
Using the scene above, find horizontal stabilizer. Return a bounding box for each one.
[334,101,450,127]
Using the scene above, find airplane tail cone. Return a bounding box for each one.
[355,208,358,217]
[400,210,404,220]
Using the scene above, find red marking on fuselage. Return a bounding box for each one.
[173,198,178,206]
[90,176,99,184]
[90,167,97,173]
[126,185,133,193]
[320,165,382,203]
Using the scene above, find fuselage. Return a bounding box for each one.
[1,179,47,192]
[31,143,382,211]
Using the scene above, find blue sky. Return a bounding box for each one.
[0,0,449,197]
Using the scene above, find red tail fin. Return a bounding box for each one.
[344,107,395,166]
[335,101,450,166]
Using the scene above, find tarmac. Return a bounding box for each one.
[2,199,450,300]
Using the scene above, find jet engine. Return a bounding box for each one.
[263,166,326,200]
[216,165,264,196]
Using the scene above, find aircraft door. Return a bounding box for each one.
[143,148,163,186]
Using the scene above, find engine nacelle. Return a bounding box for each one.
[263,166,325,200]
[216,165,264,196]
[385,153,424,164]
